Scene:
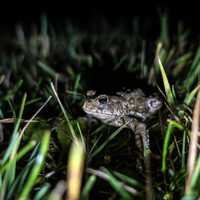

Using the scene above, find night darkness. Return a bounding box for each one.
[0,1,196,92]
[0,1,199,32]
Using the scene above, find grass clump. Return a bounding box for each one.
[0,14,200,199]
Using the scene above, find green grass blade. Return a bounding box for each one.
[185,47,200,77]
[73,74,81,102]
[0,140,36,174]
[160,14,169,46]
[11,94,27,156]
[91,124,126,159]
[173,53,191,76]
[181,131,187,169]
[184,84,200,106]
[76,122,86,151]
[162,120,184,173]
[34,183,50,200]
[113,55,128,70]
[81,175,96,200]
[185,64,200,90]
[188,155,200,194]
[182,154,200,199]
[37,61,57,78]
[181,195,197,200]
[5,160,16,190]
[0,94,27,190]
[50,82,76,139]
[7,159,35,200]
[157,54,175,105]
[0,133,19,164]
[3,79,23,102]
[184,47,200,90]
[113,171,143,189]
[16,159,36,195]
[103,169,132,200]
[1,94,27,164]
[18,130,50,200]
[0,176,6,200]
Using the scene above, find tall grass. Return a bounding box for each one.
[0,14,200,199]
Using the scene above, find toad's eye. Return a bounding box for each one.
[98,95,108,104]
[147,98,162,111]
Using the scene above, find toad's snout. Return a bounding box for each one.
[82,101,89,111]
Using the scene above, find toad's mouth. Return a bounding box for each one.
[83,108,120,117]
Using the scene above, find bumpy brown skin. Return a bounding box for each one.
[82,89,162,155]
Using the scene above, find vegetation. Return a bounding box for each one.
[0,14,200,199]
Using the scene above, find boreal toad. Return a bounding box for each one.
[83,89,162,154]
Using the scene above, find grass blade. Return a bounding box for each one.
[34,183,50,200]
[184,84,200,106]
[113,171,143,189]
[0,140,36,174]
[162,120,184,173]
[1,94,27,164]
[160,14,169,46]
[185,90,200,194]
[73,74,81,102]
[50,82,76,139]
[184,47,200,90]
[188,155,200,195]
[87,168,140,198]
[81,175,96,200]
[37,61,57,78]
[156,49,175,105]
[48,181,66,200]
[18,130,50,200]
[91,122,128,159]
[67,139,85,200]
[103,168,132,200]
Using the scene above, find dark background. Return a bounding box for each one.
[0,1,199,32]
[0,1,196,92]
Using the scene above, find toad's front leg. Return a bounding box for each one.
[129,122,150,160]
[135,123,150,154]
[134,122,153,200]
